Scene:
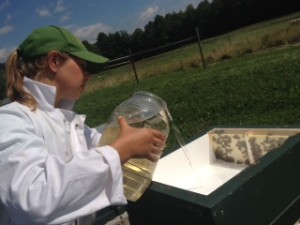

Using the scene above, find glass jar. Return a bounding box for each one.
[99,91,170,201]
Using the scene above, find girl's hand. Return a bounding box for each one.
[110,117,167,164]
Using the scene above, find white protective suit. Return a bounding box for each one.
[0,77,127,225]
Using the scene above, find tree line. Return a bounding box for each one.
[83,0,300,60]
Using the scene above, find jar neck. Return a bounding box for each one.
[133,91,167,110]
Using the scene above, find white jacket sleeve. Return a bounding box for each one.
[84,124,102,149]
[0,107,126,225]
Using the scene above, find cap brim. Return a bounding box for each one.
[69,51,109,74]
[69,50,109,64]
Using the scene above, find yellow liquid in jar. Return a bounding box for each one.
[99,126,120,146]
[122,161,152,202]
[99,113,169,201]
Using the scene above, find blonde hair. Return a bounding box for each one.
[5,51,68,110]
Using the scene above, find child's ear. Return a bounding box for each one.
[47,51,60,72]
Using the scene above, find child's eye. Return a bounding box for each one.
[80,62,87,70]
[75,60,87,70]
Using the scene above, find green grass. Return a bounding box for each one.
[75,45,300,155]
[84,11,300,93]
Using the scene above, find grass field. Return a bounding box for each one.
[75,44,300,154]
[82,11,300,93]
[75,13,300,155]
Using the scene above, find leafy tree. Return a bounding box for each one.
[113,31,131,57]
[164,12,185,42]
[144,15,169,48]
[181,4,197,38]
[130,28,147,53]
[96,32,112,58]
[153,15,169,45]
[196,0,213,38]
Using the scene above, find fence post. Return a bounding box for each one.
[128,48,139,84]
[195,27,206,69]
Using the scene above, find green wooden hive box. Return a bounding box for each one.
[127,127,300,225]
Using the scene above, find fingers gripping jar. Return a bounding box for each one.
[99,91,170,201]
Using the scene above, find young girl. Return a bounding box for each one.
[0,25,166,225]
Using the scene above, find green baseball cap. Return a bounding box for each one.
[17,25,109,66]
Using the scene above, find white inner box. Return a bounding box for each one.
[153,128,300,195]
[153,133,244,195]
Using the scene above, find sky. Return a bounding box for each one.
[0,0,202,63]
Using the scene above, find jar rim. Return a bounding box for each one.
[133,91,167,109]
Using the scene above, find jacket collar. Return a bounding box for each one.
[23,77,75,111]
